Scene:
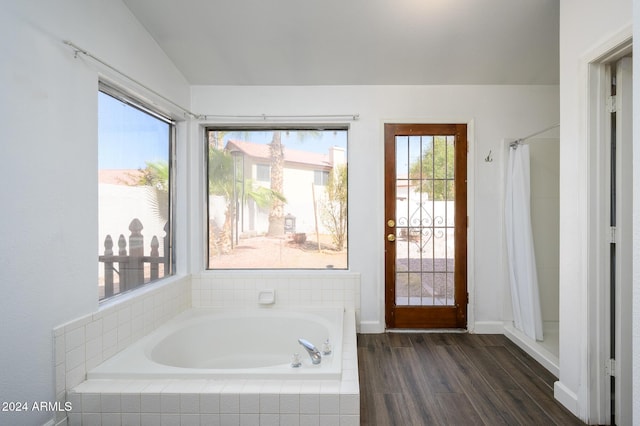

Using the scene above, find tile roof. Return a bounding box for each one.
[225,139,331,168]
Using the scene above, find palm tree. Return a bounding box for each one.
[132,160,170,225]
[207,132,287,256]
[267,131,285,236]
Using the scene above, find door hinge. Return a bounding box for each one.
[606,358,616,377]
[607,96,617,113]
[610,226,617,244]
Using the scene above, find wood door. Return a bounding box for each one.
[384,123,467,329]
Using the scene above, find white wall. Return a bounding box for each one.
[530,138,560,324]
[191,85,559,332]
[557,0,632,421]
[633,0,640,423]
[0,1,189,425]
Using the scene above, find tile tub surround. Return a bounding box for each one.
[54,277,191,425]
[67,308,359,425]
[192,272,361,328]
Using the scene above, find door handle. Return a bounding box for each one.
[387,233,396,242]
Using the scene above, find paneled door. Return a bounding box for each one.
[384,123,467,328]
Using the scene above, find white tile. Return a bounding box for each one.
[102,412,122,426]
[161,393,181,413]
[258,413,279,426]
[82,393,101,412]
[160,413,180,426]
[338,415,359,426]
[279,394,299,414]
[319,395,339,415]
[55,363,66,395]
[220,394,239,414]
[103,311,119,332]
[67,412,82,426]
[86,319,103,340]
[82,412,102,426]
[180,414,200,426]
[300,414,320,426]
[300,394,319,414]
[219,413,240,426]
[141,393,161,412]
[55,334,66,364]
[239,393,259,414]
[101,393,121,412]
[86,337,103,362]
[239,413,259,426]
[200,393,220,414]
[124,380,153,393]
[259,394,279,414]
[65,345,85,372]
[141,413,161,426]
[121,394,141,413]
[339,394,359,415]
[200,413,221,426]
[279,414,300,426]
[319,415,340,426]
[180,393,199,414]
[122,412,141,426]
[67,392,82,412]
[118,306,132,325]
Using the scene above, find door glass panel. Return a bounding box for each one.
[395,134,456,306]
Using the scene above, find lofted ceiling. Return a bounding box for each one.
[122,0,559,86]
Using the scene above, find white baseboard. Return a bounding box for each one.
[503,323,559,377]
[554,380,581,420]
[358,320,384,334]
[470,321,504,334]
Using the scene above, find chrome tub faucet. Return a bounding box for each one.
[298,338,322,364]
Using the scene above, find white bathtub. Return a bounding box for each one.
[87,307,344,380]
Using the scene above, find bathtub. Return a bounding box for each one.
[87,306,344,380]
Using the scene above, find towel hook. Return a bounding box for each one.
[484,150,493,163]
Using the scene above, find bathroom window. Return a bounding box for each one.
[98,83,175,300]
[207,128,348,269]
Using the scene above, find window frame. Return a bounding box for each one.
[98,81,176,302]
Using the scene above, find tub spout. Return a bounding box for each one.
[298,338,322,364]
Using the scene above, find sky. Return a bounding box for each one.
[98,92,170,170]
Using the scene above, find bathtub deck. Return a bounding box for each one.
[66,309,359,425]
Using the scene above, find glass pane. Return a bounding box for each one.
[98,91,172,300]
[208,129,348,269]
[394,133,456,307]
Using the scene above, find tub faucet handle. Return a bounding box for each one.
[298,338,322,365]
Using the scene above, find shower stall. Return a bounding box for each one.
[503,131,560,376]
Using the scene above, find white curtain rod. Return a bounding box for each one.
[510,123,560,148]
[63,40,360,123]
[63,40,202,119]
[201,113,360,122]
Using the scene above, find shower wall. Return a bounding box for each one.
[528,138,560,325]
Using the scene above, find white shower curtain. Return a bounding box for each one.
[505,144,544,341]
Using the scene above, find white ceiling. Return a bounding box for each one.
[122,0,559,86]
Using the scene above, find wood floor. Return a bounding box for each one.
[357,333,584,426]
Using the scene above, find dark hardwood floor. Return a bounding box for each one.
[357,333,584,426]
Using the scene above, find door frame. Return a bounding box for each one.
[584,35,632,424]
[380,119,475,331]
